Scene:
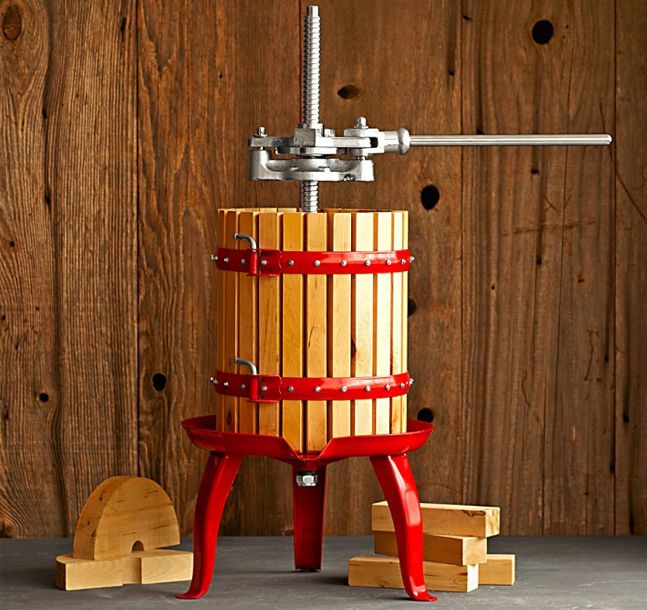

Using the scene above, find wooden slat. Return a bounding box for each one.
[305,213,328,451]
[615,0,647,535]
[374,212,392,433]
[400,212,409,430]
[390,212,405,433]
[215,210,227,431]
[348,555,479,593]
[223,211,239,432]
[282,212,305,451]
[237,211,259,434]
[328,212,352,438]
[258,212,281,436]
[352,213,375,435]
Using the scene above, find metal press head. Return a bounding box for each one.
[248,5,612,212]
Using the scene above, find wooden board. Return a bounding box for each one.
[372,501,500,538]
[348,555,479,593]
[479,554,515,586]
[328,212,352,438]
[390,212,405,434]
[237,211,259,434]
[282,212,305,451]
[258,211,281,436]
[374,531,486,566]
[615,0,647,535]
[373,212,392,433]
[305,213,328,451]
[351,212,375,435]
[215,210,227,431]
[223,211,239,432]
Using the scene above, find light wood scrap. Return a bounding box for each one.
[479,554,515,586]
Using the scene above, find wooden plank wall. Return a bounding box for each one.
[0,0,645,537]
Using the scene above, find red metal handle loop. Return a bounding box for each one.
[211,371,412,403]
[212,247,413,276]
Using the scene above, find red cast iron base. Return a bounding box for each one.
[178,416,436,602]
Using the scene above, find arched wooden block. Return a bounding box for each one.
[73,476,180,560]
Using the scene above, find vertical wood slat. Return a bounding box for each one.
[238,211,259,434]
[258,211,281,436]
[401,213,409,429]
[215,210,227,431]
[282,212,305,451]
[223,211,239,432]
[374,212,392,433]
[352,213,375,435]
[390,211,405,434]
[305,213,328,451]
[328,212,352,438]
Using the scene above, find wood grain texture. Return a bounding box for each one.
[461,0,614,535]
[615,0,647,535]
[1,0,137,537]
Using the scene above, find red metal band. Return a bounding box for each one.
[213,247,412,276]
[211,371,411,403]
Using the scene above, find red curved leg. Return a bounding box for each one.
[292,465,327,571]
[370,454,436,602]
[178,453,243,599]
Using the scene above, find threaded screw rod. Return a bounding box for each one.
[301,5,320,212]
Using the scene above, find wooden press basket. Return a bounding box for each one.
[213,207,410,453]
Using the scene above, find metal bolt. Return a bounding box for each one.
[223,257,229,263]
[296,471,318,487]
[260,384,268,392]
[288,259,295,266]
[209,377,217,384]
[364,260,371,267]
[260,259,268,266]
[211,254,218,262]
[256,126,266,137]
[240,258,246,265]
[288,385,295,392]
[365,385,371,392]
[355,116,368,129]
[401,258,406,265]
[409,378,414,385]
[385,259,392,266]
[400,382,405,389]
[314,386,321,393]
[340,385,348,393]
[313,259,321,267]
[410,255,415,263]
[240,383,246,390]
[340,260,348,267]
[223,381,229,387]
[385,384,391,391]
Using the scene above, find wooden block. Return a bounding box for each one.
[352,213,374,435]
[282,212,305,451]
[237,211,259,434]
[215,209,227,431]
[374,531,487,566]
[328,211,352,438]
[258,211,281,435]
[56,550,193,590]
[372,501,500,538]
[390,211,404,433]
[348,555,479,593]
[479,554,515,586]
[373,212,392,434]
[305,212,328,451]
[400,212,408,427]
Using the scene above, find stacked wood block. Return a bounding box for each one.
[214,207,409,452]
[348,502,515,593]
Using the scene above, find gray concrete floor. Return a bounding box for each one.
[1,536,646,610]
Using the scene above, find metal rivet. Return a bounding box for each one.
[209,377,217,384]
[364,260,371,267]
[314,386,321,393]
[288,259,295,266]
[385,384,391,391]
[409,255,415,263]
[313,260,321,267]
[223,381,229,387]
[223,257,229,263]
[400,382,405,389]
[364,385,371,392]
[409,378,414,385]
[400,258,406,265]
[260,259,268,266]
[340,260,348,267]
[341,385,348,393]
[240,383,246,390]
[385,259,392,266]
[211,255,218,262]
[288,385,295,392]
[240,258,246,265]
[261,384,268,392]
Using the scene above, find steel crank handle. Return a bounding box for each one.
[407,133,612,147]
